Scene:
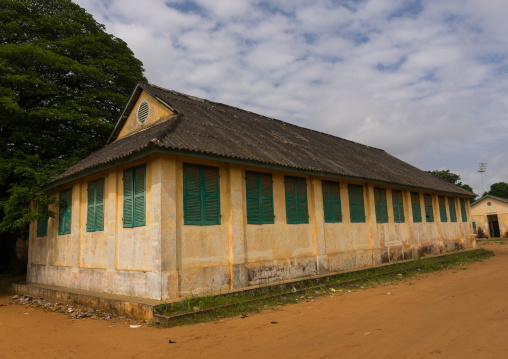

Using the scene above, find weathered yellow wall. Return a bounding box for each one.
[116,91,174,140]
[471,198,508,237]
[28,150,475,300]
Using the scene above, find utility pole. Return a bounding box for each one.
[478,162,487,194]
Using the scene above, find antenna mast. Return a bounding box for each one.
[478,163,487,194]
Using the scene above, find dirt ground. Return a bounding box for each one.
[2,243,508,359]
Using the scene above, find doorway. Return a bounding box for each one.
[488,214,501,238]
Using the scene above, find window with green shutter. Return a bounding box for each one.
[246,171,274,224]
[348,184,365,223]
[448,197,457,222]
[374,187,388,223]
[87,178,105,232]
[285,176,308,224]
[36,205,48,237]
[411,192,422,223]
[322,180,342,223]
[392,190,405,223]
[184,163,221,225]
[424,194,434,222]
[438,196,447,222]
[123,165,146,228]
[460,198,468,222]
[58,188,72,235]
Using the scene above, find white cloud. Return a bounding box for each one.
[75,0,508,195]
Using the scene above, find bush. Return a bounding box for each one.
[477,226,488,239]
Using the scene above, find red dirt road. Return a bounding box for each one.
[2,243,508,359]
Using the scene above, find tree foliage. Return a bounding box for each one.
[487,182,508,199]
[0,0,146,235]
[427,170,474,195]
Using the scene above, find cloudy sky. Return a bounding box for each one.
[75,0,508,196]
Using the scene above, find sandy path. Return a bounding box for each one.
[1,244,507,359]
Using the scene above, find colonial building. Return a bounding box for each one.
[30,83,475,300]
[471,194,508,238]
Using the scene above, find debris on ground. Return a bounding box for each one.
[9,295,142,323]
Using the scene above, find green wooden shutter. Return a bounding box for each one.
[424,194,434,222]
[374,188,388,223]
[260,174,274,224]
[296,177,308,223]
[87,182,95,232]
[392,190,405,223]
[448,197,457,222]
[133,165,146,227]
[348,184,365,223]
[411,192,422,223]
[438,196,447,222]
[246,172,261,224]
[203,166,220,225]
[184,164,220,225]
[37,205,48,237]
[95,179,105,231]
[323,181,333,223]
[64,189,72,234]
[323,181,341,223]
[123,168,134,228]
[58,191,65,235]
[285,176,297,224]
[332,182,342,222]
[460,199,468,222]
[184,164,202,225]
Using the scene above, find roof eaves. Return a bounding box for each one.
[472,194,508,205]
[107,83,144,143]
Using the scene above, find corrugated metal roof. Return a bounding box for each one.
[49,83,475,197]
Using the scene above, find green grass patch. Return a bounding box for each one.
[153,249,493,327]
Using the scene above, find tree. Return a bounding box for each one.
[487,182,508,199]
[426,170,461,184]
[427,170,474,197]
[0,0,146,271]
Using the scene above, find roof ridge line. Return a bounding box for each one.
[142,83,385,152]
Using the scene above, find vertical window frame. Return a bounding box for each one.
[392,190,405,223]
[87,178,105,232]
[36,205,48,237]
[246,171,274,225]
[348,184,366,223]
[322,180,342,223]
[411,192,422,223]
[183,163,221,226]
[424,194,434,222]
[58,188,72,235]
[374,187,389,223]
[438,196,447,222]
[448,197,457,222]
[285,176,309,224]
[123,165,146,228]
[460,198,468,222]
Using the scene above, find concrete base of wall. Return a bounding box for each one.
[10,282,161,320]
[12,246,479,321]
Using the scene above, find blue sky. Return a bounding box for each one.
[75,0,508,196]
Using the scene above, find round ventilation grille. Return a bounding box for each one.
[487,202,491,206]
[137,101,149,124]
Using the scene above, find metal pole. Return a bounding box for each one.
[478,163,486,194]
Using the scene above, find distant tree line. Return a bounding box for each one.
[427,170,508,200]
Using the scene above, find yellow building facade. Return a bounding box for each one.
[471,195,508,238]
[29,84,476,300]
